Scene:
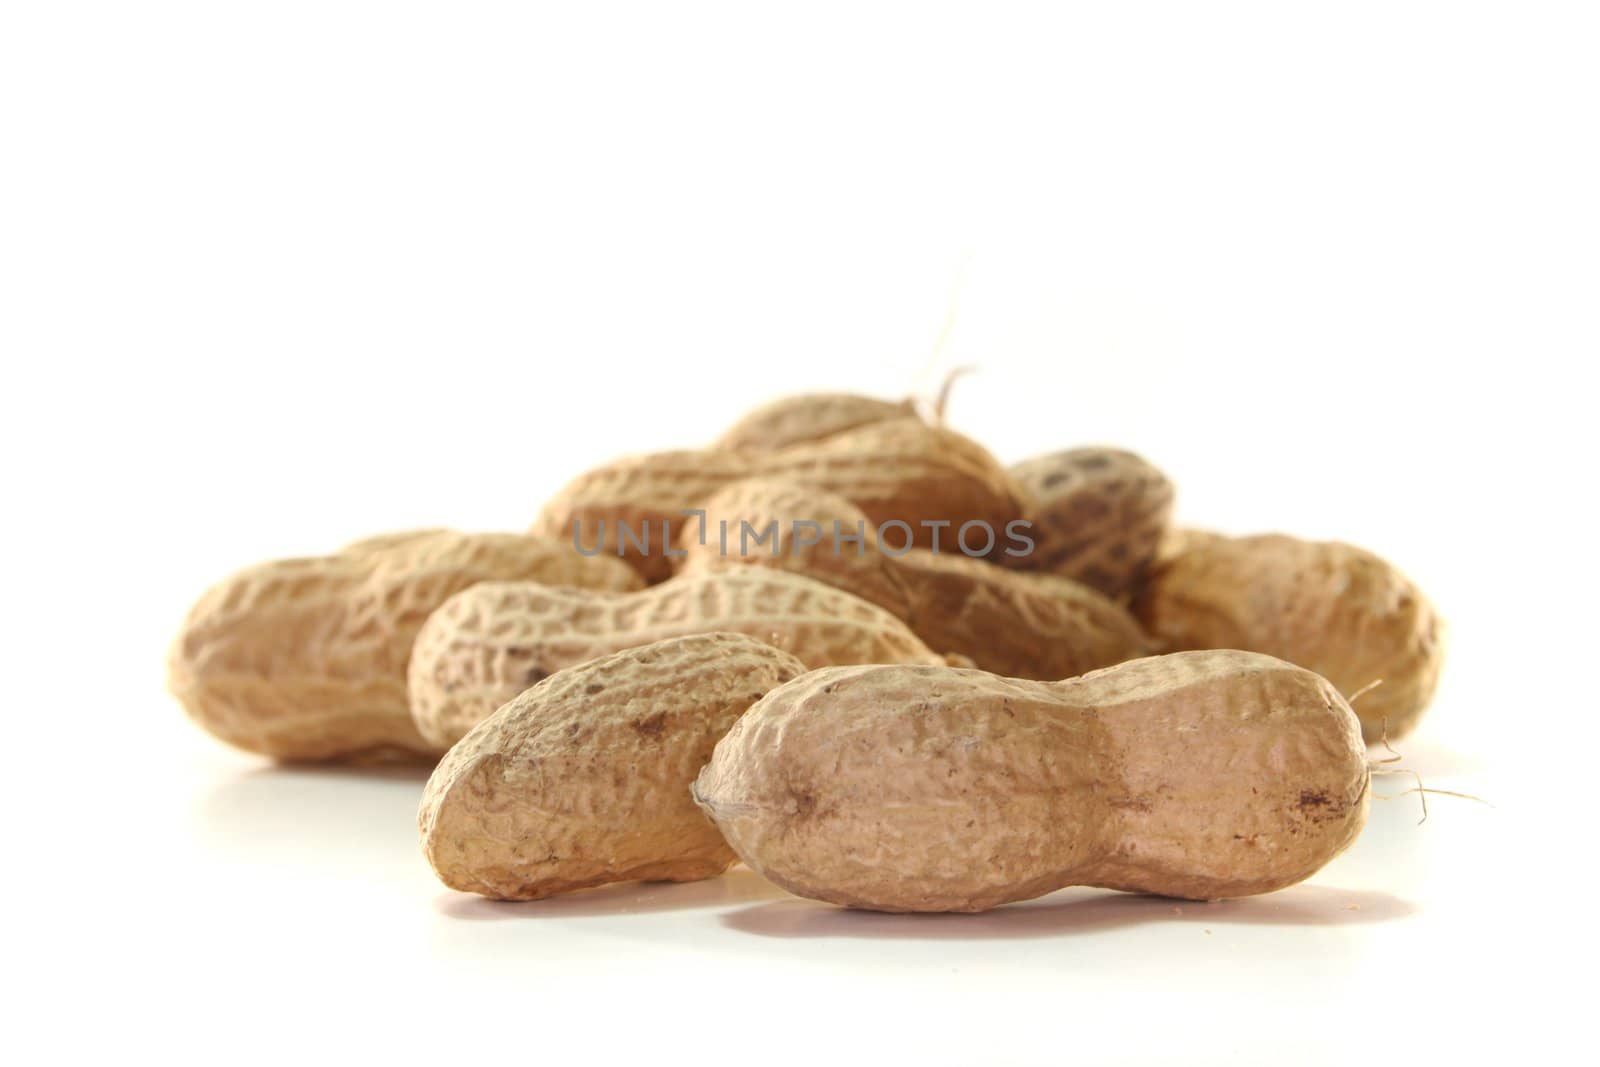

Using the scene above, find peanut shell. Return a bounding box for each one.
[713,392,914,452]
[170,530,642,760]
[533,417,1024,581]
[408,567,946,749]
[1004,447,1175,600]
[695,650,1369,912]
[681,477,1150,679]
[1134,532,1444,741]
[420,632,805,900]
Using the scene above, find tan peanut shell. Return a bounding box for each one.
[1134,533,1444,742]
[695,650,1369,913]
[1152,525,1226,568]
[169,530,644,761]
[1003,447,1176,600]
[681,477,1150,680]
[408,567,946,749]
[533,417,1025,582]
[420,633,806,900]
[337,528,456,554]
[713,392,915,452]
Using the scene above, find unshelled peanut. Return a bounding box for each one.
[680,477,1149,680]
[420,633,805,900]
[408,567,945,749]
[1151,526,1226,567]
[695,650,1369,913]
[1003,447,1175,600]
[713,392,915,452]
[169,530,642,760]
[533,417,1025,581]
[1135,533,1444,741]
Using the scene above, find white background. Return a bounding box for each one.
[3,3,1594,1064]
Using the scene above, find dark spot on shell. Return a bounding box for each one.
[1298,790,1332,809]
[585,682,605,694]
[1042,470,1077,489]
[523,667,550,685]
[633,712,667,738]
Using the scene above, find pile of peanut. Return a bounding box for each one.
[171,390,1443,913]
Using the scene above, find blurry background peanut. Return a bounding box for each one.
[1003,447,1175,601]
[681,476,1149,680]
[534,418,1024,582]
[1135,532,1444,740]
[712,391,916,452]
[169,530,642,761]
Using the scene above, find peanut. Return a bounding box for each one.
[694,650,1369,913]
[1152,525,1226,568]
[1134,533,1444,741]
[336,528,455,554]
[1002,447,1176,600]
[169,530,643,760]
[408,567,946,749]
[713,392,915,452]
[533,417,1025,582]
[681,477,1150,680]
[420,633,805,901]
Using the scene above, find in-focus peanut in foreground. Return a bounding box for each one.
[1135,532,1444,741]
[695,650,1369,913]
[169,530,642,760]
[421,633,806,900]
[682,477,1150,680]
[407,567,946,749]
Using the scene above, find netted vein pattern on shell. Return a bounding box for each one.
[1004,447,1175,600]
[419,632,807,900]
[694,649,1370,913]
[533,418,1024,581]
[407,567,945,749]
[682,476,1149,679]
[168,530,643,760]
